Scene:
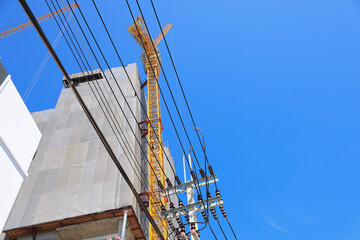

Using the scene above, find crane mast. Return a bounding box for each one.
[128,16,171,240]
[0,3,78,39]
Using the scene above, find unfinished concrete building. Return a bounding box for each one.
[3,63,175,240]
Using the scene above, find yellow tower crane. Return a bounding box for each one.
[128,16,172,240]
[0,3,78,39]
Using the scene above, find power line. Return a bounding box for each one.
[130,0,211,195]
[49,0,232,238]
[126,4,233,240]
[132,2,239,239]
[123,2,216,236]
[50,0,163,197]
[46,0,168,228]
[226,216,238,240]
[145,2,240,239]
[81,8,211,232]
[123,0,204,197]
[69,0,176,193]
[86,7,214,233]
[59,0,147,182]
[61,0,172,195]
[46,0,146,191]
[18,1,165,238]
[89,0,185,188]
[217,219,228,240]
[122,4,225,240]
[148,0,237,236]
[209,223,219,240]
[148,0,213,168]
[51,3,182,238]
[60,7,193,236]
[144,2,225,211]
[124,0,207,206]
[49,3,181,236]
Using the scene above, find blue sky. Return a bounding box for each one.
[1,0,360,239]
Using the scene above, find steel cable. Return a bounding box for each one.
[46,0,167,219]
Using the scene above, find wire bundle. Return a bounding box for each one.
[40,0,238,239]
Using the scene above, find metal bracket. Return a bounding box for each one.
[161,196,223,221]
[160,175,218,197]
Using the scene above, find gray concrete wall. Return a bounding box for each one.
[4,63,177,240]
[4,64,144,231]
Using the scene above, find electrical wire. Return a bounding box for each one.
[217,218,228,240]
[133,0,206,176]
[79,9,212,237]
[69,0,176,193]
[23,0,166,237]
[46,0,147,189]
[123,0,206,202]
[67,0,169,190]
[46,0,166,216]
[59,0,147,181]
[148,0,213,169]
[145,2,225,208]
[130,5,234,240]
[51,3,180,237]
[126,7,217,230]
[61,7,193,235]
[134,2,239,239]
[209,223,219,240]
[52,0,160,196]
[122,6,213,238]
[84,1,223,238]
[226,216,238,240]
[50,3,183,237]
[122,4,227,239]
[50,1,228,239]
[123,1,215,236]
[146,2,242,239]
[121,0,200,180]
[89,0,185,189]
[49,0,158,202]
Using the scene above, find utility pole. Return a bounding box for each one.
[186,153,198,240]
[161,171,221,240]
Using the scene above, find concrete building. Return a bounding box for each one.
[3,63,175,240]
[0,61,42,236]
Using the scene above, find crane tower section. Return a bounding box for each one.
[128,16,171,240]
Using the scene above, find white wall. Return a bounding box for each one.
[0,75,41,232]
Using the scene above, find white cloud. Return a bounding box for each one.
[267,220,288,233]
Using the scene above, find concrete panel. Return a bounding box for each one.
[4,64,145,233]
[4,63,176,240]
